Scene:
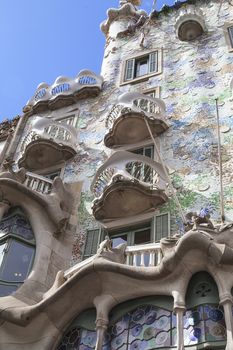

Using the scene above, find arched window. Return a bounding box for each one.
[0,207,35,297]
[184,271,226,348]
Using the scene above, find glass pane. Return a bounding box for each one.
[228,26,233,48]
[134,229,151,245]
[0,283,18,297]
[111,234,127,248]
[0,242,6,267]
[136,59,148,77]
[0,240,34,282]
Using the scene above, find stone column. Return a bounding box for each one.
[94,294,116,350]
[174,306,186,350]
[95,318,108,350]
[0,200,10,221]
[220,295,233,350]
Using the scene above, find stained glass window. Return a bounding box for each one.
[184,304,226,346]
[0,207,35,296]
[108,305,176,350]
[57,304,176,350]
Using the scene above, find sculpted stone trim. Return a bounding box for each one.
[2,228,233,330]
[100,2,147,36]
[92,180,168,221]
[18,139,76,171]
[0,176,73,233]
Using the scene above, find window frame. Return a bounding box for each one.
[0,209,36,295]
[224,23,233,52]
[120,49,162,85]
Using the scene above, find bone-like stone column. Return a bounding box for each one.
[94,294,116,350]
[95,318,108,350]
[174,306,186,350]
[220,295,233,350]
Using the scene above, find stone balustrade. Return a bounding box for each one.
[125,242,162,267]
[24,172,53,194]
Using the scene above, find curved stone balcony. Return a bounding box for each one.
[18,117,77,171]
[23,70,103,115]
[104,92,168,148]
[91,151,168,222]
[175,5,206,41]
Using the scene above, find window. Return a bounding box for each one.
[57,114,78,128]
[228,26,233,48]
[126,145,154,183]
[121,50,162,85]
[224,24,233,52]
[82,214,170,261]
[0,207,35,297]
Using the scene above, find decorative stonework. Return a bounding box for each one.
[175,5,206,41]
[100,2,147,37]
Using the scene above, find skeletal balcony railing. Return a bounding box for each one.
[105,92,166,130]
[91,151,168,199]
[24,172,53,194]
[21,116,77,153]
[64,242,163,279]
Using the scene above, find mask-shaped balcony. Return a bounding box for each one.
[23,70,103,115]
[104,92,168,148]
[175,6,206,41]
[91,151,168,222]
[18,117,77,171]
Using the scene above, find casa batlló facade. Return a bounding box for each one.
[0,0,233,349]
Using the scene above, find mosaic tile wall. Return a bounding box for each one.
[15,0,233,263]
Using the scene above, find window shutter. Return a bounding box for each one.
[148,52,158,73]
[83,228,102,260]
[124,59,135,81]
[153,213,170,241]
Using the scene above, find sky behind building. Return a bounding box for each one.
[0,0,177,121]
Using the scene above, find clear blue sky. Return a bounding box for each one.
[0,0,176,121]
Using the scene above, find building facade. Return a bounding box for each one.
[0,0,233,348]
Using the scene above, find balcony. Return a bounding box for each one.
[65,242,163,279]
[18,116,77,171]
[23,70,103,114]
[175,6,206,41]
[91,151,168,222]
[104,92,168,148]
[24,172,53,194]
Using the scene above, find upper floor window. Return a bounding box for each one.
[0,207,35,297]
[57,114,78,128]
[228,26,233,48]
[121,50,162,85]
[82,213,170,261]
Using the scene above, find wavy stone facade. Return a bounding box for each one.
[1,0,233,349]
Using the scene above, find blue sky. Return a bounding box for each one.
[0,0,176,121]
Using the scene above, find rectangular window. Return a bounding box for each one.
[228,26,233,48]
[122,50,161,84]
[83,228,103,260]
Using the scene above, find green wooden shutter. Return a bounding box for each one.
[153,213,170,241]
[124,59,135,81]
[148,52,158,73]
[83,228,102,260]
